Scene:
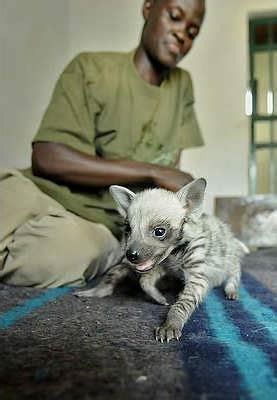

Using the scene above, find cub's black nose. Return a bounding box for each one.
[126,249,139,263]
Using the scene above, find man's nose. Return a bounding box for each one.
[126,248,140,263]
[175,30,185,44]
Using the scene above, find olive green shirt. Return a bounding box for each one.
[23,50,203,238]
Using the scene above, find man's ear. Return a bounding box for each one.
[176,178,207,219]
[109,185,136,218]
[142,0,155,21]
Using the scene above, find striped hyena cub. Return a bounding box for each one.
[75,178,248,343]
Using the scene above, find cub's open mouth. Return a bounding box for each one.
[135,259,155,273]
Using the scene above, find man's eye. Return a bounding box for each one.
[170,10,181,21]
[153,227,166,238]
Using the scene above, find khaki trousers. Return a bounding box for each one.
[0,169,118,288]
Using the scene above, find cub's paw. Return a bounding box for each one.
[224,282,239,301]
[154,322,182,343]
[74,285,113,298]
[148,294,169,306]
[225,291,239,301]
[157,298,170,306]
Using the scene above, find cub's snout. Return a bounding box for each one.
[125,244,156,273]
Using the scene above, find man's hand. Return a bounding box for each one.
[150,164,193,191]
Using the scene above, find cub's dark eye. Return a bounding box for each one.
[153,227,166,238]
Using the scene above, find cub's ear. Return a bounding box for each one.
[109,185,136,218]
[176,178,207,219]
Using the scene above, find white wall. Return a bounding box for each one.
[0,0,70,168]
[180,0,277,212]
[68,0,142,57]
[1,0,277,212]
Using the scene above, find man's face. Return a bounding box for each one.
[141,0,205,68]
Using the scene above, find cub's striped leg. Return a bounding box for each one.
[74,264,129,298]
[155,272,209,343]
[224,266,241,300]
[139,267,169,305]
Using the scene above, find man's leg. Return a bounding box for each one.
[0,169,118,288]
[1,210,118,288]
[0,168,57,273]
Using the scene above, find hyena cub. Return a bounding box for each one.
[75,178,248,343]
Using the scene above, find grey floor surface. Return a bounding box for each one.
[0,248,276,400]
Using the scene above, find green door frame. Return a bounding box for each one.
[248,15,277,194]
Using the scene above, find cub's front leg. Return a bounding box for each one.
[139,266,169,305]
[155,273,209,342]
[74,264,129,298]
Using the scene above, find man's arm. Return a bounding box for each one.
[32,142,193,191]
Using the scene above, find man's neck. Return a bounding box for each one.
[134,46,169,86]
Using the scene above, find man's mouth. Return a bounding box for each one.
[167,41,181,56]
[165,39,187,63]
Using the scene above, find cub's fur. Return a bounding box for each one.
[75,178,248,342]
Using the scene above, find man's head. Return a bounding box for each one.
[140,0,205,69]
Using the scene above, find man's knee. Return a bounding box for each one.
[0,169,63,241]
[1,211,118,288]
